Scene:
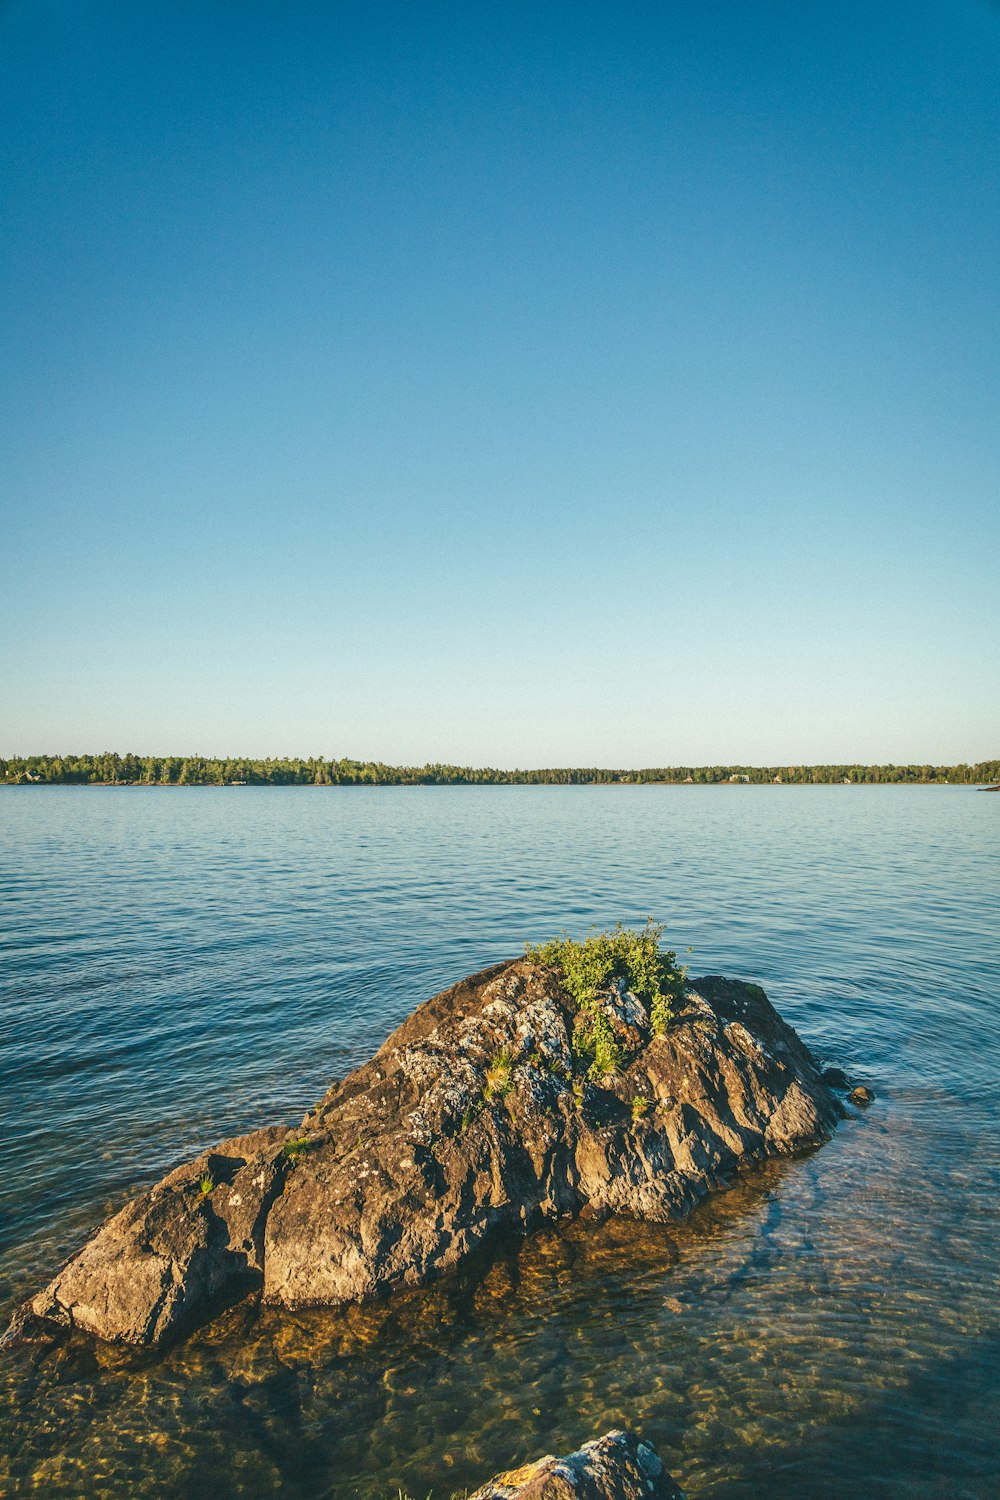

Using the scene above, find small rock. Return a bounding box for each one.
[467,1429,684,1498]
[848,1085,875,1106]
[821,1067,852,1091]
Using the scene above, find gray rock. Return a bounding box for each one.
[467,1429,684,1498]
[7,960,843,1347]
[821,1066,852,1091]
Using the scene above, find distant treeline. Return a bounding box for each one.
[2,754,998,786]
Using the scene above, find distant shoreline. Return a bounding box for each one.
[2,754,997,790]
[3,781,995,789]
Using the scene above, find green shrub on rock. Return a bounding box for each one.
[526,919,686,1063]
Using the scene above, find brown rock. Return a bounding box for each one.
[7,960,843,1347]
[467,1429,684,1499]
[848,1084,875,1106]
[24,1126,290,1346]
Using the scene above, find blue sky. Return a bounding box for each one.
[2,0,998,765]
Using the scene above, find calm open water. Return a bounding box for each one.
[0,785,997,1499]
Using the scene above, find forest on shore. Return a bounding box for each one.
[2,754,998,787]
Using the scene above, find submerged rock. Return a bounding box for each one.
[7,959,843,1347]
[848,1084,875,1106]
[467,1429,684,1498]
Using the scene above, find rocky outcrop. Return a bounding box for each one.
[468,1429,683,1499]
[7,958,843,1347]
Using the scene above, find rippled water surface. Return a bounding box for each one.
[1,785,997,1498]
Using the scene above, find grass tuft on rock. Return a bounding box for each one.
[571,1010,624,1079]
[483,1046,515,1100]
[281,1138,313,1164]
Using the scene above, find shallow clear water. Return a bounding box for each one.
[0,785,997,1498]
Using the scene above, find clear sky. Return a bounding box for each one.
[2,1,998,766]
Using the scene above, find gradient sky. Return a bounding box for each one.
[2,0,998,765]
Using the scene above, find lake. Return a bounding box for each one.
[1,785,997,1498]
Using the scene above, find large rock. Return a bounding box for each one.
[7,959,842,1346]
[467,1429,684,1499]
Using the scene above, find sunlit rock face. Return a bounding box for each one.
[10,959,842,1347]
[467,1428,685,1499]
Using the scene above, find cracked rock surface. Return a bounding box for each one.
[467,1429,685,1499]
[9,959,842,1347]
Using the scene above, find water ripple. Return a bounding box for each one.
[0,785,997,1498]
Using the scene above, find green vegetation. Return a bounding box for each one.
[2,753,997,787]
[483,1047,515,1100]
[631,1094,653,1120]
[281,1138,315,1164]
[572,1010,624,1079]
[197,1173,213,1197]
[528,919,685,1032]
[527,920,686,1079]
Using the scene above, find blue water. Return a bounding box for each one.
[1,786,998,1498]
